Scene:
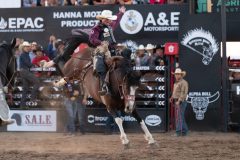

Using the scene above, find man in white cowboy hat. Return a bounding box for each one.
[169,68,189,136]
[19,41,40,109]
[89,6,126,95]
[135,44,147,67]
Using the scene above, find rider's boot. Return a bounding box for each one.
[98,75,110,96]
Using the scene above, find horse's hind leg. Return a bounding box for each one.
[132,109,155,145]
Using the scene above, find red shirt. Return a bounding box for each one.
[32,56,50,77]
[32,56,50,66]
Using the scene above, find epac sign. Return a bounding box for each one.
[0,16,44,32]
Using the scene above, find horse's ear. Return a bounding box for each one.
[10,38,16,49]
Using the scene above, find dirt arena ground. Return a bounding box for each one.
[0,131,240,160]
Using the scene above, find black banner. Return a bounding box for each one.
[0,5,188,47]
[179,14,222,131]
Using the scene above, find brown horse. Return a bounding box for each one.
[55,43,156,146]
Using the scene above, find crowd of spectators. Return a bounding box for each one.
[22,0,186,7]
[14,35,166,74]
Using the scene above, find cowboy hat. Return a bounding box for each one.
[137,44,145,50]
[22,41,31,47]
[172,68,186,77]
[31,42,37,45]
[145,44,155,50]
[116,43,125,47]
[96,10,117,20]
[155,44,164,50]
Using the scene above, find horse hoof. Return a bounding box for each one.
[148,142,159,149]
[123,142,130,149]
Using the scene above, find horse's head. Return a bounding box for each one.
[122,69,141,113]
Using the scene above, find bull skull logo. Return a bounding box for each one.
[186,91,220,120]
[181,28,219,65]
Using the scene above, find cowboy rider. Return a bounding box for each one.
[89,6,126,95]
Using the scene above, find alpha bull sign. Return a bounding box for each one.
[186,91,220,120]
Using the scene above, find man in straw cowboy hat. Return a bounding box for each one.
[169,68,189,136]
[89,6,126,95]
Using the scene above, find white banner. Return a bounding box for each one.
[7,110,57,132]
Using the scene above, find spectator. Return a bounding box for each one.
[145,43,155,56]
[152,44,166,66]
[46,35,57,60]
[135,44,146,66]
[93,0,104,5]
[41,0,59,6]
[117,0,133,5]
[14,38,24,71]
[103,0,116,4]
[149,0,166,4]
[22,0,37,7]
[169,68,189,136]
[63,0,76,5]
[29,42,37,62]
[132,0,148,4]
[115,43,126,56]
[32,46,50,77]
[167,0,184,4]
[19,41,40,109]
[63,80,87,136]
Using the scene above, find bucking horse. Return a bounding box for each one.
[53,33,156,147]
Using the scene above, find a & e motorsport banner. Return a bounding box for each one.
[179,14,222,131]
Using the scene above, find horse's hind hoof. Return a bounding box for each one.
[148,142,159,149]
[123,142,130,150]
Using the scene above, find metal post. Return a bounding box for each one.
[221,0,228,132]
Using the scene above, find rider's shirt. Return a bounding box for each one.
[89,12,123,49]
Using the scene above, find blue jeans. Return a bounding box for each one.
[175,101,188,135]
[64,98,85,133]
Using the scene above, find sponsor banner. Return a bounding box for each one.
[212,0,240,13]
[7,110,57,131]
[84,108,166,132]
[230,83,240,123]
[196,0,240,41]
[179,14,222,130]
[0,5,188,46]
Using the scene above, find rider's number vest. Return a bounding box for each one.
[99,25,116,46]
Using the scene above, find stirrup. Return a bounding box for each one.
[98,84,110,96]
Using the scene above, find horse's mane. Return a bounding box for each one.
[113,57,141,87]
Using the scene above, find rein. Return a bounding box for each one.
[72,57,92,61]
[66,55,92,83]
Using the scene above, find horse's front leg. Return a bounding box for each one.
[132,109,155,145]
[108,109,129,145]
